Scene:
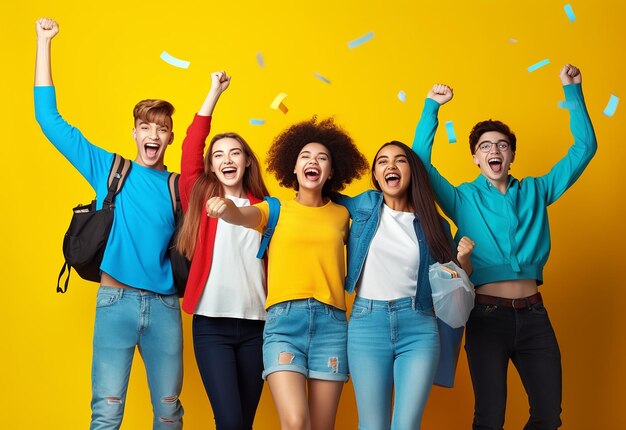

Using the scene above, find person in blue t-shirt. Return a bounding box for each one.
[35,18,183,429]
[412,65,596,430]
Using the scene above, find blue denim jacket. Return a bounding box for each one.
[333,190,453,311]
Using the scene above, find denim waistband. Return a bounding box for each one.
[98,285,174,298]
[270,298,341,311]
[353,296,416,311]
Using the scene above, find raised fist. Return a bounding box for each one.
[427,84,454,105]
[560,64,582,85]
[36,18,59,40]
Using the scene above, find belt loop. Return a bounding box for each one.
[285,300,292,312]
[411,296,416,311]
[524,297,532,309]
[368,299,373,312]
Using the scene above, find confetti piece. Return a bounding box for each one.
[564,4,576,22]
[445,120,457,143]
[160,51,190,69]
[348,32,374,49]
[527,59,550,72]
[256,52,265,68]
[558,100,577,110]
[397,90,407,103]
[314,72,331,84]
[250,119,266,126]
[270,93,289,114]
[509,38,519,44]
[603,94,619,117]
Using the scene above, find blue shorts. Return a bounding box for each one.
[262,298,349,382]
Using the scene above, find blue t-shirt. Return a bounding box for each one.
[35,86,177,294]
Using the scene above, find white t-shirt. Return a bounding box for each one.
[357,204,420,301]
[195,195,267,320]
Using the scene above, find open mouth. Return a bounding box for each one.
[304,167,321,180]
[488,158,503,173]
[221,166,237,179]
[145,143,160,158]
[385,173,400,187]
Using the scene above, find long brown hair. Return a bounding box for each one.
[372,141,456,264]
[176,132,269,259]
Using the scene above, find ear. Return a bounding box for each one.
[167,132,174,146]
[472,154,480,167]
[511,152,516,163]
[328,168,334,180]
[132,128,136,140]
[245,157,251,168]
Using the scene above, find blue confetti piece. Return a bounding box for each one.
[558,100,577,110]
[160,51,190,69]
[445,120,457,144]
[564,4,576,22]
[348,32,374,49]
[527,59,550,72]
[397,90,407,103]
[256,52,265,68]
[314,72,331,84]
[603,94,619,117]
[249,119,266,126]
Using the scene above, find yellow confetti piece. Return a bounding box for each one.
[270,93,289,114]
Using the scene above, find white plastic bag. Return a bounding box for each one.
[429,261,475,328]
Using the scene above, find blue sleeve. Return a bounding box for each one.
[411,98,461,220]
[34,86,113,189]
[536,83,597,205]
[330,192,355,215]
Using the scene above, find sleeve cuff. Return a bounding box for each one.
[563,83,583,99]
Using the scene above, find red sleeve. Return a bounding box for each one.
[180,114,212,211]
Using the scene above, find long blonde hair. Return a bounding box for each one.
[176,132,269,259]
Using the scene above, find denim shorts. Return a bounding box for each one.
[262,298,349,382]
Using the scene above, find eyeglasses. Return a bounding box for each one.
[476,140,510,153]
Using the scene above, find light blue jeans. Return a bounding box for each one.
[348,296,440,430]
[90,286,183,430]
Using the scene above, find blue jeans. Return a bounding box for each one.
[465,301,562,430]
[193,316,265,430]
[90,286,183,430]
[348,296,440,430]
[263,299,349,381]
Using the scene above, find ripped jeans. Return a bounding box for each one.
[90,286,183,430]
[262,298,349,382]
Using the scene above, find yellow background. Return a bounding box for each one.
[4,0,624,428]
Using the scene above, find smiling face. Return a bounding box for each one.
[293,142,333,193]
[133,119,174,170]
[373,144,411,201]
[472,131,515,188]
[210,137,251,196]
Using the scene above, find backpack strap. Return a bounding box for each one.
[168,172,181,217]
[256,196,280,259]
[103,154,132,209]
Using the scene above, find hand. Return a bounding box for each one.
[206,196,230,218]
[456,236,475,263]
[560,64,581,85]
[210,71,231,94]
[36,18,59,40]
[427,84,454,105]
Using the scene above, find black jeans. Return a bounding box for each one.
[193,316,265,430]
[465,301,562,430]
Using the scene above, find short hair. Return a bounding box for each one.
[266,117,368,195]
[133,99,175,129]
[469,119,516,154]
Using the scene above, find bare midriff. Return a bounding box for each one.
[100,272,135,289]
[475,279,538,299]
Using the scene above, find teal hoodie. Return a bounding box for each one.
[412,84,597,287]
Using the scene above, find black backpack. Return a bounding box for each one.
[57,154,190,296]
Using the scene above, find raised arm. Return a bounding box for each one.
[180,71,232,207]
[35,18,58,86]
[412,84,460,218]
[537,64,597,205]
[206,197,262,229]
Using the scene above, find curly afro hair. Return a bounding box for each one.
[266,117,369,195]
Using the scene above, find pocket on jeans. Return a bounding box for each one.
[349,303,370,320]
[329,307,347,323]
[96,290,121,308]
[471,304,498,317]
[266,302,289,324]
[157,294,181,310]
[530,303,548,316]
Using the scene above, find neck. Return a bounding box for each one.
[223,184,246,198]
[382,194,412,212]
[486,175,508,194]
[295,188,326,207]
